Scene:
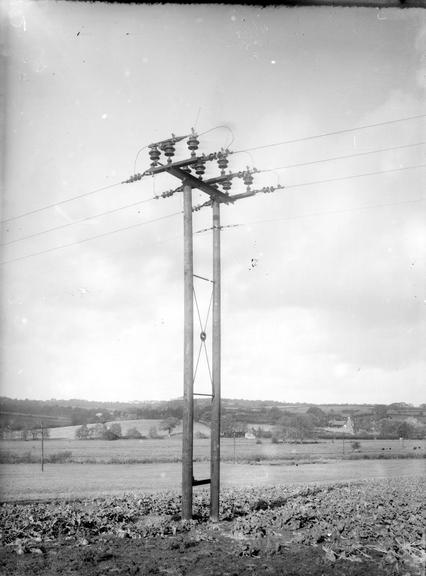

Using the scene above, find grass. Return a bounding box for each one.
[1,459,425,503]
[44,420,211,440]
[0,437,423,464]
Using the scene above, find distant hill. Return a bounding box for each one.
[1,396,424,437]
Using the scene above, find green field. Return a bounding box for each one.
[1,458,425,502]
[1,436,424,502]
[43,419,211,440]
[0,437,424,464]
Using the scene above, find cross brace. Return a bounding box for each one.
[142,158,232,203]
[192,477,211,486]
[165,166,231,203]
[193,273,214,283]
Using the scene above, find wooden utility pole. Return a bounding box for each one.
[41,421,44,472]
[210,200,221,521]
[127,132,282,521]
[182,182,194,520]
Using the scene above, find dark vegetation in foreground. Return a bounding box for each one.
[0,477,424,575]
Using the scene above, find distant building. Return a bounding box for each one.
[322,416,354,436]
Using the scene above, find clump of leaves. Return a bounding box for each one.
[231,478,425,574]
[1,477,424,574]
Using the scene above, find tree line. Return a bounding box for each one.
[2,397,425,440]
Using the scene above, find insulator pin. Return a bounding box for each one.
[222,179,232,191]
[123,173,143,184]
[217,152,229,174]
[162,142,175,162]
[194,160,206,178]
[162,189,175,198]
[243,171,254,187]
[149,146,161,166]
[187,131,199,156]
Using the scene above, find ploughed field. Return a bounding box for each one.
[0,476,425,575]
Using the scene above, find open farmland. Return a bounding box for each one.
[46,420,168,440]
[0,458,424,502]
[1,437,424,464]
[1,428,424,575]
[44,420,211,440]
[1,476,424,575]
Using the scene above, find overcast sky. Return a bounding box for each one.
[1,2,425,405]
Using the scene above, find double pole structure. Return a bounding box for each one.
[134,144,232,522]
[128,132,279,521]
[182,182,221,521]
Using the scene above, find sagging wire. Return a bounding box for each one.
[133,145,150,174]
[232,114,426,155]
[198,125,235,150]
[257,141,426,176]
[0,181,124,225]
[1,195,157,247]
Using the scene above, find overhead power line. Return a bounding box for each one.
[0,181,125,225]
[3,125,234,226]
[1,195,158,247]
[4,141,423,248]
[197,125,235,149]
[259,141,426,175]
[192,163,426,212]
[278,163,426,191]
[3,115,423,226]
[1,139,418,248]
[226,196,426,231]
[2,162,424,266]
[0,211,182,266]
[133,145,149,174]
[232,113,426,155]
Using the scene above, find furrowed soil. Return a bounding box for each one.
[0,532,397,576]
[1,477,424,576]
